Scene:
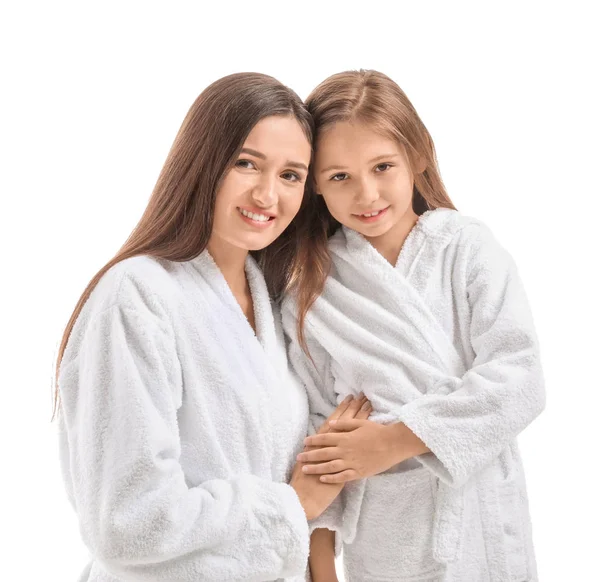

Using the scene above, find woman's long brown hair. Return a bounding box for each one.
[290,69,457,352]
[53,72,313,419]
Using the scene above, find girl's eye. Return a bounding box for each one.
[281,171,301,182]
[235,159,255,170]
[375,163,392,172]
[330,173,349,181]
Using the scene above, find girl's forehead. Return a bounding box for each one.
[315,123,403,159]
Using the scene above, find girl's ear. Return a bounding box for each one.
[414,154,427,174]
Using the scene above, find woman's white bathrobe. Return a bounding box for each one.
[58,252,310,582]
[282,208,545,582]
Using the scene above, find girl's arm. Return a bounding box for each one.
[59,302,309,581]
[309,528,338,582]
[396,224,546,487]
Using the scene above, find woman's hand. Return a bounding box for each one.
[290,395,372,520]
[297,420,430,484]
[312,393,371,438]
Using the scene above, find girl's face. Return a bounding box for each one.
[314,120,420,245]
[210,115,311,253]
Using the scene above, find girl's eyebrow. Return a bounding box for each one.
[320,153,400,174]
[240,147,308,172]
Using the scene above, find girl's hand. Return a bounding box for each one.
[290,395,372,519]
[298,420,430,484]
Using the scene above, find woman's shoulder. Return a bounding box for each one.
[67,256,189,344]
[90,255,180,312]
[61,256,183,369]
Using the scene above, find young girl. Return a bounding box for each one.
[282,70,545,582]
[54,72,368,582]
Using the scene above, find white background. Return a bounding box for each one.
[1,1,598,580]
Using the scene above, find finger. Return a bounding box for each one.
[326,395,354,423]
[324,394,363,434]
[355,400,373,420]
[328,419,367,432]
[297,446,341,463]
[316,396,354,435]
[302,459,347,475]
[304,433,344,448]
[319,469,360,484]
[316,422,331,435]
[339,393,365,420]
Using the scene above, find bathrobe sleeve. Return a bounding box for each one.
[285,317,344,554]
[59,302,309,582]
[398,224,546,488]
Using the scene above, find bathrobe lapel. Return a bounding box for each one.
[327,222,465,386]
[190,252,284,479]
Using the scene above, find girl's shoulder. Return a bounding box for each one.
[422,208,505,255]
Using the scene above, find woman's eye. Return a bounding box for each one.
[281,171,301,182]
[330,173,349,181]
[375,163,392,172]
[235,159,255,170]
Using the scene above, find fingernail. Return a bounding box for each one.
[361,401,371,411]
[302,465,309,473]
[329,419,337,425]
[320,476,329,482]
[358,391,365,399]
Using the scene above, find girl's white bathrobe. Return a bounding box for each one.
[282,209,545,582]
[58,252,310,582]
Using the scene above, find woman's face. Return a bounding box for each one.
[314,120,419,245]
[210,115,311,253]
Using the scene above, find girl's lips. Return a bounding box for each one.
[354,206,390,223]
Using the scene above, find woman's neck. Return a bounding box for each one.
[206,238,249,297]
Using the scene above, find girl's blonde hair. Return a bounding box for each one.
[289,69,456,351]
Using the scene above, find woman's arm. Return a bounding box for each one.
[59,302,309,581]
[282,309,348,543]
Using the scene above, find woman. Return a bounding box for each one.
[54,72,368,582]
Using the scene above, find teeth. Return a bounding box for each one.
[239,208,270,222]
[362,209,383,217]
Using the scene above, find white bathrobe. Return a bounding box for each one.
[58,251,310,582]
[282,208,545,582]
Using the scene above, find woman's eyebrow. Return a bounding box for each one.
[241,147,266,159]
[241,147,308,172]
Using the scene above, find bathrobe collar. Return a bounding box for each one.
[189,250,277,355]
[340,208,455,269]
